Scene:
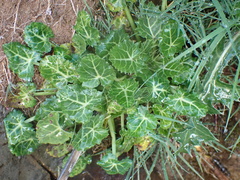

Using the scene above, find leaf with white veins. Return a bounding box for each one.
[36,112,73,144]
[72,115,108,151]
[78,54,116,88]
[3,42,41,81]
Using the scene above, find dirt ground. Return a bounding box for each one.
[0,0,240,180]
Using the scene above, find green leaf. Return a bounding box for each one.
[136,16,162,39]
[9,130,39,156]
[24,22,54,53]
[127,106,158,137]
[78,54,116,88]
[108,79,138,108]
[36,112,73,144]
[72,115,108,151]
[173,119,217,154]
[105,0,126,12]
[54,44,72,60]
[97,153,132,175]
[116,129,135,156]
[95,29,129,58]
[4,110,34,144]
[109,40,146,73]
[40,55,79,87]
[165,91,208,118]
[46,144,71,157]
[72,34,86,55]
[74,11,100,46]
[153,104,172,130]
[159,20,185,57]
[145,74,170,102]
[4,110,40,156]
[62,155,92,177]
[15,83,37,108]
[57,84,103,123]
[2,42,41,81]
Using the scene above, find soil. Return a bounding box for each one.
[0,1,240,180]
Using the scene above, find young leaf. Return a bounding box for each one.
[136,16,162,39]
[46,144,71,157]
[78,54,116,88]
[108,79,138,108]
[15,83,37,108]
[8,130,40,156]
[173,119,217,154]
[109,40,146,73]
[57,85,103,123]
[36,112,73,144]
[105,0,126,12]
[2,42,41,81]
[40,55,79,87]
[4,110,34,144]
[74,11,100,46]
[165,91,208,118]
[127,106,158,137]
[97,153,132,175]
[159,20,185,57]
[24,22,54,53]
[72,115,108,151]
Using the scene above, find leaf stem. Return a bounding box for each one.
[161,0,168,11]
[108,117,116,156]
[121,113,125,131]
[123,5,140,41]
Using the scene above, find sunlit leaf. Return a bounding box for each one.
[97,153,132,175]
[24,22,54,53]
[159,20,185,57]
[57,84,103,123]
[108,79,138,108]
[3,42,41,81]
[109,40,147,73]
[4,110,34,144]
[74,11,100,46]
[78,54,116,88]
[72,115,108,151]
[127,106,158,137]
[165,91,208,118]
[15,83,37,108]
[36,112,73,144]
[136,16,162,39]
[40,55,79,87]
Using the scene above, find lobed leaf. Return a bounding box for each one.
[97,153,132,175]
[36,112,73,144]
[72,115,108,151]
[3,42,41,81]
[78,54,116,88]
[108,79,138,108]
[24,22,54,53]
